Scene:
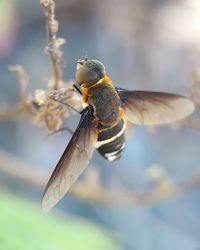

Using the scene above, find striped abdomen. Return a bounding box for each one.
[96,119,126,161]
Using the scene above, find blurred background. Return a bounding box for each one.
[0,0,200,249]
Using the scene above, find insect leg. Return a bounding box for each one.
[73,84,82,95]
[44,127,74,140]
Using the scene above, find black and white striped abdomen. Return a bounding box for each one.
[96,119,126,161]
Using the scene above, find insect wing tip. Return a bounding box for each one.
[41,191,58,212]
[180,97,195,118]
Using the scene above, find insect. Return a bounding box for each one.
[42,58,195,211]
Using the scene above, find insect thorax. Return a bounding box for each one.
[88,84,121,127]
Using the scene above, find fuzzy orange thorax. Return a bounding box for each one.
[81,75,114,103]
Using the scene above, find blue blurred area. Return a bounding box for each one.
[0,0,200,250]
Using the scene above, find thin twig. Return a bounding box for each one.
[40,0,65,90]
[0,149,200,207]
[0,65,29,121]
[9,65,29,104]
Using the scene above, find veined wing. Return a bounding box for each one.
[118,89,195,125]
[42,106,97,211]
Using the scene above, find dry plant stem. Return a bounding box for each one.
[9,65,29,104]
[0,107,24,121]
[40,0,64,90]
[0,65,29,121]
[0,149,200,207]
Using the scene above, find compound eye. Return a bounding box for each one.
[90,59,105,76]
[75,66,99,85]
[75,58,106,86]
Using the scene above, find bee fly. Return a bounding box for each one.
[42,58,195,211]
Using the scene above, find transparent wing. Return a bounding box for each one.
[42,107,97,211]
[118,89,195,125]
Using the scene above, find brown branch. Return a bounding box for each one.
[0,65,29,121]
[0,1,68,128]
[0,106,25,121]
[9,65,29,104]
[0,149,200,207]
[40,0,65,90]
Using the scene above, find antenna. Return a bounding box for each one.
[84,51,88,61]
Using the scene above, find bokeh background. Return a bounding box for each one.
[0,0,200,249]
